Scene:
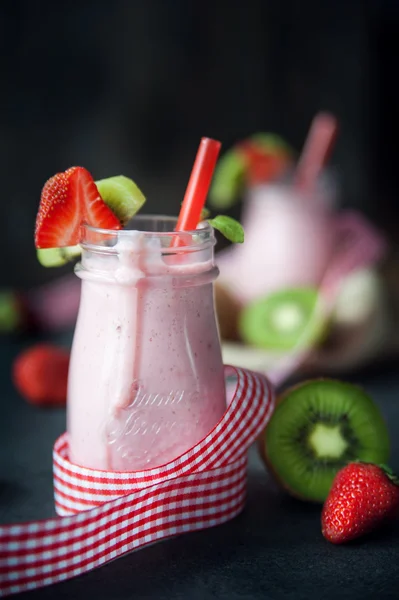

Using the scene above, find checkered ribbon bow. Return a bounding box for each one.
[0,366,274,597]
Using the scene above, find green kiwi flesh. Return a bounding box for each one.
[209,150,247,209]
[239,287,323,352]
[96,175,146,226]
[264,379,390,502]
[37,245,82,267]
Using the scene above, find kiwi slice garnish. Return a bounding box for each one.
[95,175,146,226]
[209,150,247,210]
[37,245,82,267]
[261,379,390,502]
[240,287,324,352]
[209,133,294,209]
[247,133,294,157]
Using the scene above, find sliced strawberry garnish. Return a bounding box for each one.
[35,166,122,249]
[237,142,290,186]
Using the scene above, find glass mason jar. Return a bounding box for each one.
[67,217,226,472]
[217,172,338,305]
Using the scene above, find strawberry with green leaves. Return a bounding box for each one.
[322,462,399,544]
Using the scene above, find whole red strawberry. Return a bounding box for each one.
[322,462,399,544]
[12,344,70,406]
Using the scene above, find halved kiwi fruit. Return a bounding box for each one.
[260,378,390,502]
[239,287,325,352]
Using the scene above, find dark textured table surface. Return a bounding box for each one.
[1,337,399,600]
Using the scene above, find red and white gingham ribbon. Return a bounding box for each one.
[0,366,274,597]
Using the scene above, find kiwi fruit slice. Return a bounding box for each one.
[209,133,294,210]
[37,245,82,268]
[209,150,247,210]
[96,175,146,226]
[239,287,324,352]
[260,378,390,502]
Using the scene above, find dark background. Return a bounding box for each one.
[2,4,399,597]
[0,0,398,288]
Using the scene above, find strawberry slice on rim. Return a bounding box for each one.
[35,166,122,249]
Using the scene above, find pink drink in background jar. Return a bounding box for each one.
[217,172,338,305]
[67,217,226,471]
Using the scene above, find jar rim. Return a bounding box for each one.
[84,215,213,237]
[80,215,215,255]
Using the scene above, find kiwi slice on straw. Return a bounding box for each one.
[37,175,146,267]
[260,379,390,502]
[240,287,324,352]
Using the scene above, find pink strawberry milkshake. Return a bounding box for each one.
[217,177,337,304]
[67,217,226,471]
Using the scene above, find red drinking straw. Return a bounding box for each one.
[173,137,221,245]
[294,112,338,191]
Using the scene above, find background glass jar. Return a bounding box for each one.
[217,171,339,304]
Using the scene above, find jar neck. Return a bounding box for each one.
[77,219,218,285]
